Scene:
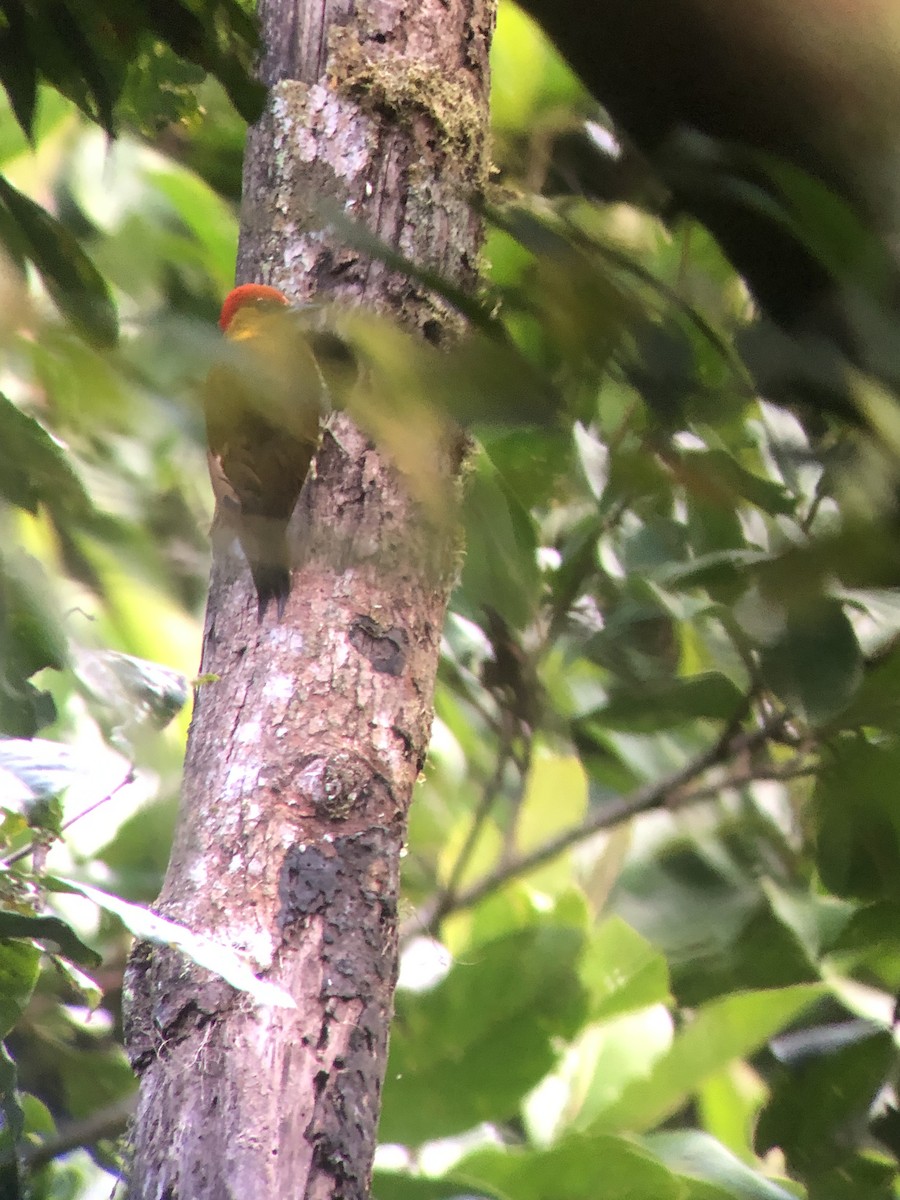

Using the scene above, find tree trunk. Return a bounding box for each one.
[122,0,493,1195]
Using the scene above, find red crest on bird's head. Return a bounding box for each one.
[219,284,290,331]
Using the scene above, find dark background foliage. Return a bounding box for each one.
[1,3,900,1197]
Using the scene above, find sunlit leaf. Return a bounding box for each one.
[580,916,671,1021]
[462,1134,681,1200]
[51,880,296,1009]
[0,739,80,800]
[74,649,188,731]
[372,1172,503,1200]
[645,1130,796,1199]
[592,985,824,1133]
[564,1006,674,1130]
[141,0,265,125]
[516,752,587,853]
[381,925,586,1143]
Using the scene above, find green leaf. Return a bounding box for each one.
[145,165,236,281]
[96,799,177,903]
[619,517,690,575]
[685,497,747,567]
[74,649,188,731]
[678,449,795,516]
[581,595,679,684]
[756,1028,896,1174]
[0,738,82,801]
[515,752,587,854]
[562,1006,674,1129]
[758,150,893,293]
[380,925,587,1143]
[814,738,900,902]
[696,1067,767,1170]
[459,1134,682,1200]
[491,1,584,132]
[0,680,56,740]
[670,896,821,1009]
[0,940,40,1037]
[0,1043,23,1193]
[645,1131,797,1199]
[0,554,66,737]
[0,4,37,140]
[2,554,67,672]
[657,548,770,595]
[30,10,114,133]
[373,1173,502,1200]
[592,984,824,1133]
[120,42,206,134]
[482,426,571,511]
[580,916,671,1022]
[58,1045,136,1120]
[23,2,122,135]
[142,0,265,125]
[830,900,900,987]
[758,598,863,725]
[625,318,696,427]
[798,1155,897,1200]
[0,393,90,515]
[0,176,117,346]
[833,641,900,732]
[0,87,70,169]
[459,452,541,629]
[604,836,759,974]
[464,886,588,952]
[0,912,100,969]
[594,672,745,732]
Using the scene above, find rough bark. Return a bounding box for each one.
[123,0,493,1196]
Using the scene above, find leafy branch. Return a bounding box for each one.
[406,710,811,938]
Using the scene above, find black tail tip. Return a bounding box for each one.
[252,565,291,622]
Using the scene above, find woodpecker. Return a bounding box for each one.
[205,284,325,619]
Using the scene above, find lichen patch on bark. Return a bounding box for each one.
[330,30,490,175]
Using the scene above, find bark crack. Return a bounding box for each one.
[348,613,409,675]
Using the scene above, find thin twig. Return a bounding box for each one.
[800,473,830,536]
[426,728,520,931]
[405,716,789,937]
[2,767,136,869]
[676,760,817,807]
[500,730,533,866]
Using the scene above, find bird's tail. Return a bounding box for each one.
[236,517,292,621]
[250,559,291,621]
